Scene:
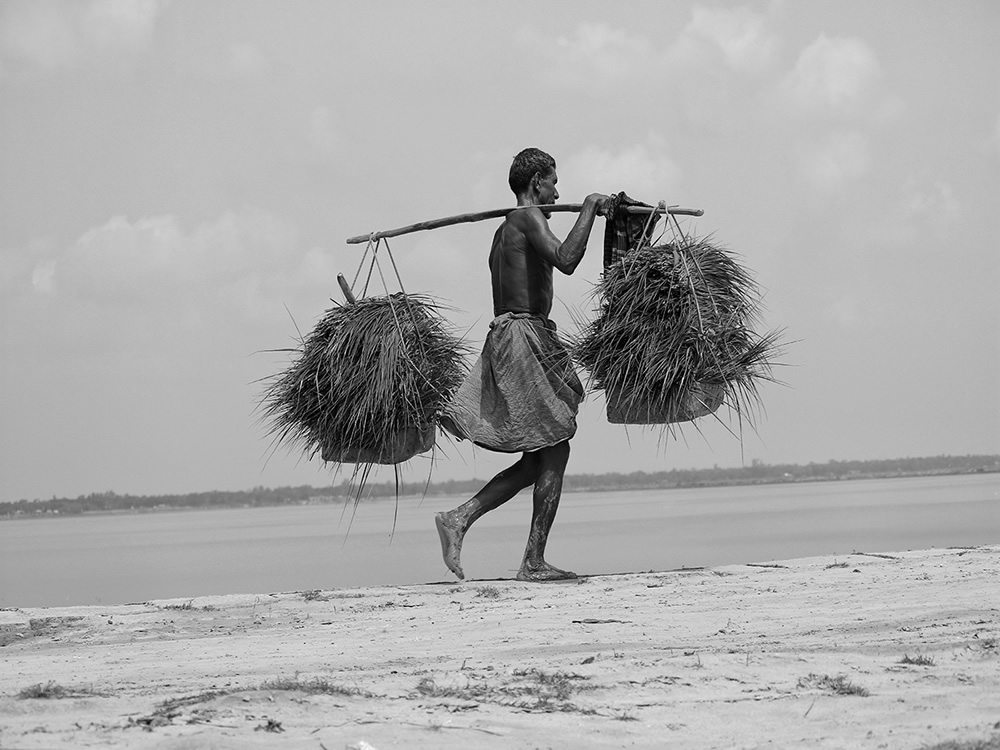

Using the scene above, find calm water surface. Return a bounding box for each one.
[2,474,997,608]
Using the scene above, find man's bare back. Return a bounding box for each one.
[490,209,556,317]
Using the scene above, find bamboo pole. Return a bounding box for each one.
[336,273,356,304]
[345,203,704,245]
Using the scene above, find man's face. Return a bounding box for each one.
[535,169,559,205]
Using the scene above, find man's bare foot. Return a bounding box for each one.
[516,561,577,582]
[435,512,465,580]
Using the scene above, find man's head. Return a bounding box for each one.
[509,148,558,204]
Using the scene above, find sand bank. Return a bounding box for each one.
[1,545,998,749]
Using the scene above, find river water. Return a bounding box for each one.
[2,473,997,608]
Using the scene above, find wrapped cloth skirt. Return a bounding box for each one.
[441,313,583,453]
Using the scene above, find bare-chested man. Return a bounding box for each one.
[437,147,608,582]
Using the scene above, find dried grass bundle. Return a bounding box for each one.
[574,237,782,426]
[259,293,467,465]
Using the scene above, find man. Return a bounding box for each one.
[437,147,608,582]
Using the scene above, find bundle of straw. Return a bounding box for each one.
[259,293,466,465]
[574,237,781,425]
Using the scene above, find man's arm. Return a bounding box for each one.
[518,193,608,275]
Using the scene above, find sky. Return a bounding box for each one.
[1,0,998,503]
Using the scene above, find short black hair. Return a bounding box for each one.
[508,147,556,195]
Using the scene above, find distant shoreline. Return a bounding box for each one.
[3,456,998,520]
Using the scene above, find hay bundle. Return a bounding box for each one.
[259,292,466,465]
[574,237,781,425]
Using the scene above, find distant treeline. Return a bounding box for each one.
[3,454,997,519]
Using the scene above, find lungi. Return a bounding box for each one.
[441,313,584,453]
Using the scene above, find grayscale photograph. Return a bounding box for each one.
[1,2,998,748]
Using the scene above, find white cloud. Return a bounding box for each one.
[0,239,52,296]
[0,0,164,72]
[877,178,962,246]
[514,22,656,89]
[0,2,78,70]
[783,34,881,114]
[26,210,305,323]
[900,179,960,225]
[277,105,343,164]
[199,41,270,80]
[678,5,776,73]
[80,0,161,53]
[516,7,775,90]
[31,259,57,294]
[797,130,870,191]
[560,139,682,201]
[553,22,654,76]
[296,246,342,291]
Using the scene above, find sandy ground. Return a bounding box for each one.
[1,545,998,750]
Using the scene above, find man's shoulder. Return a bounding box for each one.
[506,205,548,231]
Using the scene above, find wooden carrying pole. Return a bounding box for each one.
[345,203,703,245]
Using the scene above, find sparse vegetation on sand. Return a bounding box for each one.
[158,600,216,612]
[920,737,1000,750]
[260,676,376,698]
[300,590,328,602]
[797,673,870,697]
[17,681,101,700]
[416,668,595,713]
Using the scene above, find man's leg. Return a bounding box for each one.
[436,453,541,580]
[517,440,576,582]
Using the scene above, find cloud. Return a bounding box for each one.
[0,2,77,70]
[900,179,960,225]
[551,22,654,76]
[514,22,654,89]
[0,0,164,72]
[0,210,352,385]
[0,238,52,297]
[275,105,343,165]
[197,41,270,80]
[516,7,775,90]
[797,130,870,191]
[560,139,682,200]
[18,210,309,322]
[876,178,962,246]
[31,259,57,294]
[80,0,162,52]
[674,5,776,73]
[782,34,881,114]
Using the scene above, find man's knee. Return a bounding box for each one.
[557,440,571,460]
[514,452,543,482]
[540,440,570,471]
